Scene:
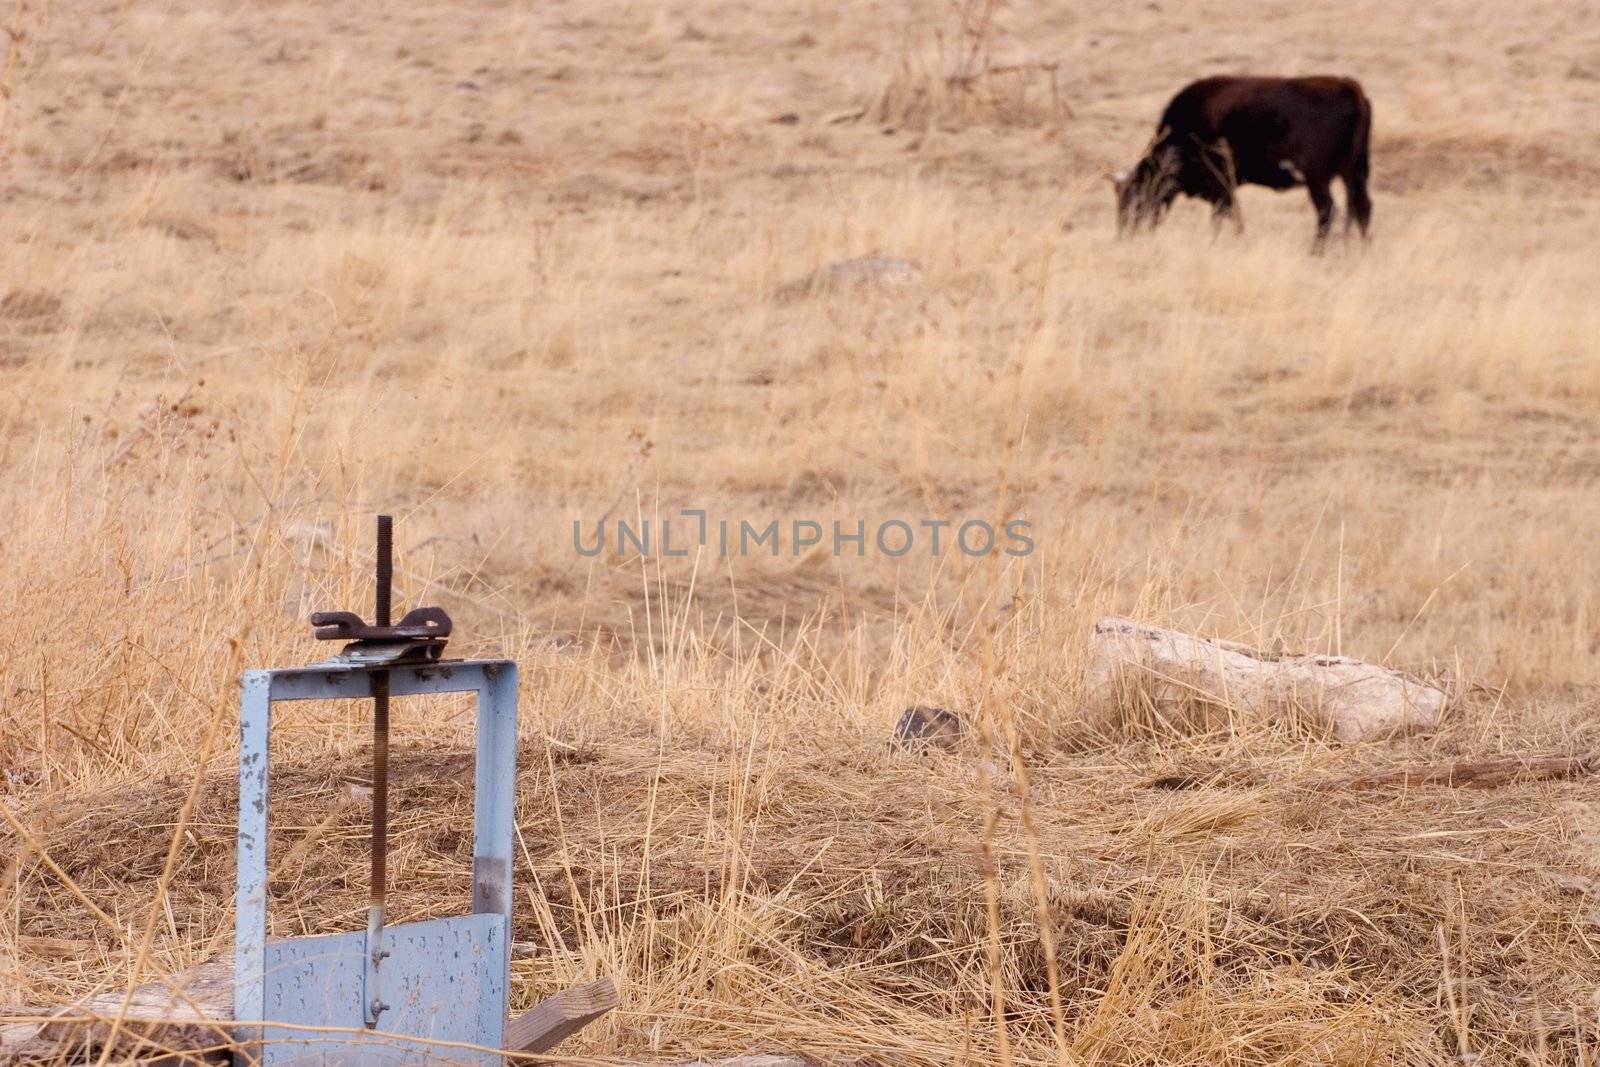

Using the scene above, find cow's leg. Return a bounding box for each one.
[1211,196,1242,235]
[1307,179,1335,253]
[1344,175,1372,240]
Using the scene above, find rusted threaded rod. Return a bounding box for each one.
[371,672,389,915]
[374,514,393,628]
[367,513,393,1026]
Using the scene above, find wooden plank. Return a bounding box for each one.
[1089,616,1447,741]
[0,1022,44,1064]
[504,977,619,1055]
[2,960,232,1065]
[5,962,629,1063]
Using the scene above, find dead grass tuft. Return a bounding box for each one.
[865,0,1069,130]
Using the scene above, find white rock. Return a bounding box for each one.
[775,255,921,299]
[1087,616,1446,742]
[818,255,920,287]
[285,519,333,551]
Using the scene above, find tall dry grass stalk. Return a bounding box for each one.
[867,0,1069,129]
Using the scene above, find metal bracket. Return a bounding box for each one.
[311,605,453,643]
[235,659,519,1064]
[312,606,453,667]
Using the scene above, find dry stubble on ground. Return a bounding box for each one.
[1,0,1598,1063]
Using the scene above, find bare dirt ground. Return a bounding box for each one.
[1,0,1599,1063]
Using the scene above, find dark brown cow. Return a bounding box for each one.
[1112,76,1372,250]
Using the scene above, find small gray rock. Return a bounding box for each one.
[775,255,921,300]
[819,255,919,287]
[891,705,966,752]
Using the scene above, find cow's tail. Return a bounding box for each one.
[1343,84,1374,237]
[1346,86,1372,184]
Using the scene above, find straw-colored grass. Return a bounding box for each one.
[2,0,1598,1063]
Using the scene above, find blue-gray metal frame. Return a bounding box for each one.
[236,660,518,1065]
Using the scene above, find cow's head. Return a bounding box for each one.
[1111,141,1181,234]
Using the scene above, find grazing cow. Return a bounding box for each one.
[1112,76,1372,250]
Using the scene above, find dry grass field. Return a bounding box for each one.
[2,0,1599,1062]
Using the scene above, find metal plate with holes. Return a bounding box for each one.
[261,915,507,1065]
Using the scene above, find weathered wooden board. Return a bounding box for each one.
[505,976,619,1055]
[1089,615,1447,741]
[3,962,626,1065]
[1,959,232,1064]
